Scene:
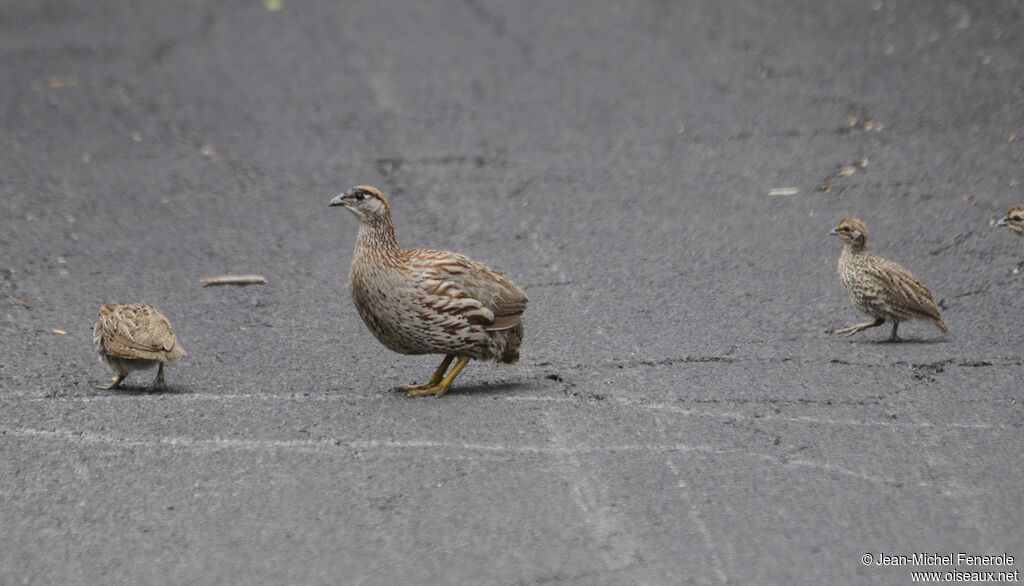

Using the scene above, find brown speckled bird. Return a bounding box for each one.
[830,218,949,342]
[92,302,186,390]
[329,185,528,398]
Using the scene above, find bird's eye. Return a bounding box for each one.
[354,192,365,201]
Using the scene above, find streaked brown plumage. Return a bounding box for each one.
[92,302,186,390]
[329,185,528,397]
[830,218,949,342]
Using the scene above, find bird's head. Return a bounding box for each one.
[329,185,391,225]
[996,205,1024,236]
[830,217,868,247]
[98,302,119,317]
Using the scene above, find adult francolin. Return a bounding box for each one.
[329,185,528,397]
[92,302,186,390]
[830,218,949,342]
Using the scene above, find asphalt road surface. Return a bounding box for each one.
[2,1,1023,584]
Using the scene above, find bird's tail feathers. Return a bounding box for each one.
[165,344,187,361]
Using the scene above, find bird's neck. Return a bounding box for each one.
[355,216,401,262]
[843,240,867,255]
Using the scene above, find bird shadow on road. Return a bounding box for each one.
[443,380,538,398]
[845,337,952,345]
[96,385,189,397]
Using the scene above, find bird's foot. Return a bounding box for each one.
[404,384,450,398]
[397,355,457,395]
[402,356,468,398]
[397,355,455,394]
[835,325,862,337]
[836,318,885,338]
[397,382,433,393]
[96,375,125,390]
[879,335,903,343]
[149,370,169,392]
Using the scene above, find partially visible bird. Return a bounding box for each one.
[996,206,1024,273]
[996,205,1024,237]
[329,185,528,398]
[92,302,186,390]
[830,218,949,342]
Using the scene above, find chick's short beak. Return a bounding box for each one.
[328,193,349,207]
[996,218,1007,227]
[828,228,839,236]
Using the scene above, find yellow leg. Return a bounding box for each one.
[398,354,454,392]
[405,356,470,398]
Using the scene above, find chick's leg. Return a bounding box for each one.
[398,354,454,392]
[150,363,168,391]
[97,373,126,390]
[836,317,885,337]
[880,321,903,343]
[406,356,470,398]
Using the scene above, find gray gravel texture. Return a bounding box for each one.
[2,0,1024,584]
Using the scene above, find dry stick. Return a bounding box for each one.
[199,274,267,287]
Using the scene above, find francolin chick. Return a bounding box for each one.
[830,218,949,342]
[92,302,186,390]
[329,185,528,398]
[997,205,1024,236]
[996,205,1024,271]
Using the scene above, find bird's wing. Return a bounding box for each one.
[406,249,528,330]
[101,305,179,360]
[865,259,943,321]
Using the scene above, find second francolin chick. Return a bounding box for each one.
[93,302,186,390]
[329,185,528,398]
[996,205,1024,271]
[997,205,1024,236]
[830,218,949,342]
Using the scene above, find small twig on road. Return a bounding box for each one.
[199,274,267,287]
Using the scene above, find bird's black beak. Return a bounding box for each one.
[328,192,349,207]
